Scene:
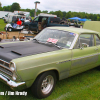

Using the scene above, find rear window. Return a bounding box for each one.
[50,17,61,23]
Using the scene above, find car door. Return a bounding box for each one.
[29,17,39,30]
[69,33,99,76]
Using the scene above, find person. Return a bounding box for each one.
[13,23,17,28]
[16,18,22,26]
[13,18,22,28]
[21,17,24,21]
[21,17,24,25]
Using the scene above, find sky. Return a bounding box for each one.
[1,0,100,14]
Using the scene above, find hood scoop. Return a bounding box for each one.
[11,51,22,56]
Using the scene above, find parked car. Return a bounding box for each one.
[24,13,68,33]
[0,27,100,99]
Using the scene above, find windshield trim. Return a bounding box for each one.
[69,34,78,50]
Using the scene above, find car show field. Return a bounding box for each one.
[1,18,100,100]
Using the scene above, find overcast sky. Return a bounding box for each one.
[1,0,100,14]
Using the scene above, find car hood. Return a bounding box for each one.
[0,41,59,62]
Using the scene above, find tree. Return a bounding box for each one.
[11,2,20,12]
[66,11,72,18]
[3,6,11,11]
[36,9,41,16]
[62,11,67,18]
[55,10,63,18]
[42,10,48,13]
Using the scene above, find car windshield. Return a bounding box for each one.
[34,28,76,48]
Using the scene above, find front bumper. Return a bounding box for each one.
[0,74,26,91]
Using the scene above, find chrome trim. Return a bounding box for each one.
[0,67,12,76]
[10,61,16,70]
[10,61,22,81]
[69,34,79,49]
[72,53,98,61]
[0,59,10,64]
[0,74,25,88]
[0,59,13,77]
[0,64,11,71]
[57,60,71,64]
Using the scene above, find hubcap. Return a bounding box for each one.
[41,75,54,94]
[9,28,12,31]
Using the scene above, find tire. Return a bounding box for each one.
[4,27,7,31]
[31,71,57,99]
[8,28,12,32]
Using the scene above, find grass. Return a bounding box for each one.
[0,68,100,100]
[0,19,6,31]
[0,18,100,100]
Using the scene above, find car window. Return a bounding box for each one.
[74,34,94,49]
[95,35,100,45]
[34,17,39,22]
[50,17,60,23]
[34,28,76,48]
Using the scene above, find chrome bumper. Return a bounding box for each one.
[0,74,26,90]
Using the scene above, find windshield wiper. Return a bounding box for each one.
[46,42,62,49]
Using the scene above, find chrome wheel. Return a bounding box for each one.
[41,75,54,94]
[31,71,56,99]
[9,28,12,32]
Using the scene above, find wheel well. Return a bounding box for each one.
[36,70,59,81]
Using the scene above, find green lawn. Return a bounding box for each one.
[0,68,100,100]
[0,18,100,100]
[0,19,6,31]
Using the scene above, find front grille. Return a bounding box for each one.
[0,59,13,78]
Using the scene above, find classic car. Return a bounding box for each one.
[0,27,100,99]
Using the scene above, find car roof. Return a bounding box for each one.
[48,27,99,35]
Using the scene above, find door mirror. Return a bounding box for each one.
[80,43,89,49]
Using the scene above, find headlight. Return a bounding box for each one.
[10,63,15,72]
[10,62,17,81]
[12,73,17,81]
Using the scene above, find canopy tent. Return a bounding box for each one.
[68,17,81,20]
[79,18,91,22]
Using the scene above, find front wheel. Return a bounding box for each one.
[8,28,12,32]
[31,71,57,99]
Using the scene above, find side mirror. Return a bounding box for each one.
[80,43,89,49]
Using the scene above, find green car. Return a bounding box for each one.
[0,27,100,99]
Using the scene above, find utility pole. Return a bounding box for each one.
[0,2,2,7]
[34,1,40,17]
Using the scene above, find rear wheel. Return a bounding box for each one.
[31,71,57,99]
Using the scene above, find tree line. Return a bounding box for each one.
[0,2,100,21]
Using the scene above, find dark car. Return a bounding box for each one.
[24,14,68,33]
